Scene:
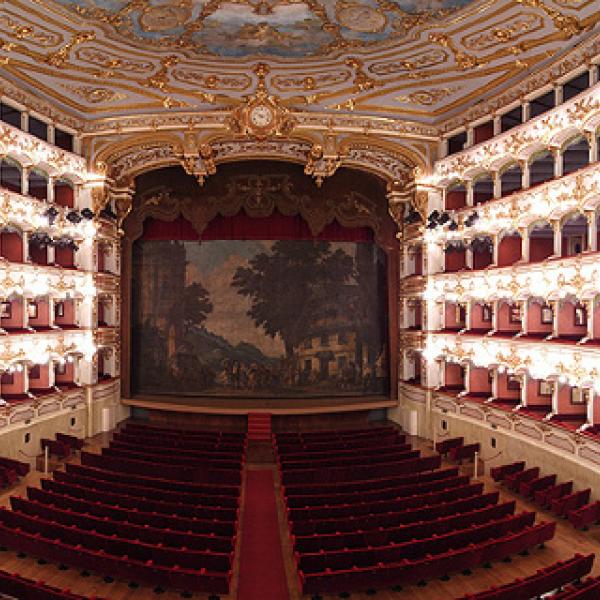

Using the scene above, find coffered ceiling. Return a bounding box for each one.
[0,0,598,128]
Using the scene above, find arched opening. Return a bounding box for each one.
[122,162,399,401]
[27,168,48,201]
[472,174,493,205]
[0,158,22,194]
[529,150,554,187]
[561,212,587,257]
[500,162,522,197]
[529,222,554,262]
[497,231,522,267]
[471,236,493,269]
[445,182,467,210]
[562,136,589,175]
[54,179,75,208]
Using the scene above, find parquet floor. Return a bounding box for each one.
[0,430,598,599]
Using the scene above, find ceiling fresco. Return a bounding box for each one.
[0,0,598,127]
[50,0,473,58]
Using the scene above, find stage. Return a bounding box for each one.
[122,394,397,415]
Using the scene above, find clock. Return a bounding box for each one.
[249,104,275,129]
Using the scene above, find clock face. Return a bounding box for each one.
[249,104,275,128]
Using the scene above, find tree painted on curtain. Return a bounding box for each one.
[131,239,389,397]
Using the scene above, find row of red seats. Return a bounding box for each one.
[113,431,246,452]
[0,518,231,594]
[435,436,464,455]
[122,423,245,441]
[568,501,600,530]
[297,512,535,573]
[277,444,414,470]
[448,442,481,462]
[0,507,233,572]
[494,461,593,525]
[41,478,238,521]
[299,521,555,594]
[11,496,234,553]
[454,553,594,600]
[287,482,485,521]
[54,469,239,508]
[28,486,236,536]
[277,439,410,461]
[41,439,71,459]
[109,438,242,460]
[291,491,501,536]
[101,445,242,470]
[283,466,460,497]
[275,432,403,453]
[281,454,442,485]
[65,462,239,497]
[0,456,30,477]
[549,576,600,598]
[293,500,516,553]
[0,567,105,600]
[56,433,84,451]
[276,425,397,441]
[0,466,18,488]
[81,450,241,484]
[285,473,470,508]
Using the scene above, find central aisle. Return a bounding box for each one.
[237,468,290,600]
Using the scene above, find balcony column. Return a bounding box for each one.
[47,244,55,266]
[493,114,501,136]
[20,112,29,132]
[590,64,599,86]
[520,160,530,189]
[465,126,474,149]
[519,226,530,262]
[552,146,562,179]
[586,131,598,163]
[551,220,562,257]
[492,233,499,266]
[492,300,499,332]
[551,380,559,414]
[48,297,55,328]
[554,84,563,107]
[586,298,595,340]
[492,171,501,199]
[522,100,530,123]
[463,362,471,394]
[440,300,447,331]
[585,210,597,252]
[520,373,529,407]
[465,180,474,207]
[587,391,594,427]
[48,360,56,388]
[47,124,55,146]
[22,231,29,263]
[465,245,473,269]
[491,368,498,399]
[47,176,55,204]
[440,137,449,159]
[551,300,559,338]
[520,300,529,336]
[465,301,472,331]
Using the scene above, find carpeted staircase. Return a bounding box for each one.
[247,413,272,442]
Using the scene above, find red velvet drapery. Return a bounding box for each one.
[140,210,374,242]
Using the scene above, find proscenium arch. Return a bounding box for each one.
[118,159,403,404]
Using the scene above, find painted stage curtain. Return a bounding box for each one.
[140,210,374,242]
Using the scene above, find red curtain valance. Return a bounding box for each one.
[140,210,374,242]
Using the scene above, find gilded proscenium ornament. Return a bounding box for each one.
[180,132,216,186]
[304,132,346,186]
[227,63,296,141]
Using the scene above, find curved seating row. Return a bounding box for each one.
[299,522,555,595]
[113,431,246,452]
[291,491,501,536]
[0,568,105,600]
[549,576,600,599]
[53,469,239,508]
[454,553,594,600]
[109,438,242,460]
[283,466,460,496]
[285,473,470,508]
[65,462,239,496]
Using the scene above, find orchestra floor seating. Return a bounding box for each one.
[0,456,30,489]
[0,422,246,596]
[493,461,596,530]
[274,427,557,596]
[453,553,594,600]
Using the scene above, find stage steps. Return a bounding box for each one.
[248,413,272,442]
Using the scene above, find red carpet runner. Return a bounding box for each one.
[237,469,290,600]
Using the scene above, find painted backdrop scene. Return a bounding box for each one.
[131,238,389,397]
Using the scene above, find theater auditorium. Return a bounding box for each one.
[0,1,599,599]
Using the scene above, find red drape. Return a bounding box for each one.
[140,210,374,242]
